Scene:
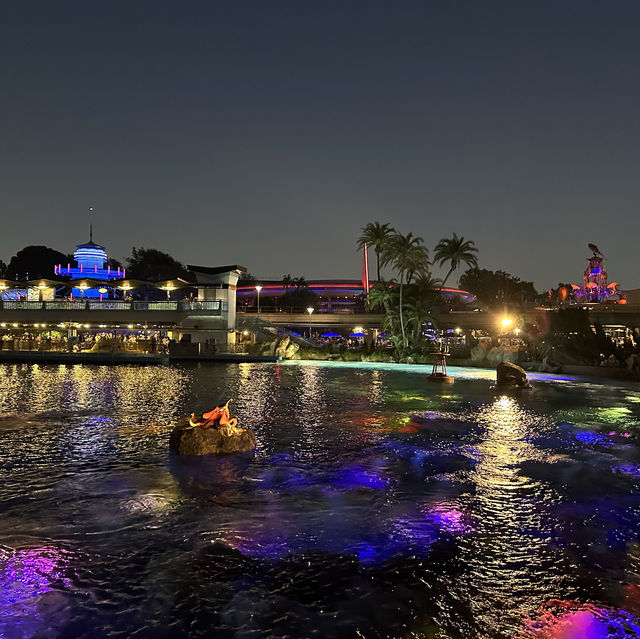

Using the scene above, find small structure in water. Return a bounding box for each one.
[170,399,257,455]
[428,346,454,383]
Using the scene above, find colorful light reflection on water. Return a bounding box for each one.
[0,546,73,637]
[0,546,71,606]
[1,361,640,637]
[423,502,476,535]
[521,601,640,638]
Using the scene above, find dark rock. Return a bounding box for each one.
[169,418,257,455]
[496,361,530,388]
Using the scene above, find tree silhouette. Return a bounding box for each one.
[125,247,189,281]
[357,222,396,282]
[6,245,71,280]
[459,267,538,309]
[433,233,478,291]
[381,232,429,348]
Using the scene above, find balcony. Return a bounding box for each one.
[0,300,223,312]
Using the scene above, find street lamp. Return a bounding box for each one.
[118,283,134,302]
[307,306,314,338]
[162,285,175,300]
[255,285,262,315]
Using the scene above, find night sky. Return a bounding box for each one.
[2,1,639,290]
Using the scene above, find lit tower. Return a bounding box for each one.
[53,210,124,297]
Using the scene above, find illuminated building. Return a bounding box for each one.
[571,243,620,304]
[53,229,124,298]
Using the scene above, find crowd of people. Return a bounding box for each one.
[0,330,171,354]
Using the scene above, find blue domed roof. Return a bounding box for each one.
[75,240,106,251]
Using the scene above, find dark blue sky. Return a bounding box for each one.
[2,1,639,290]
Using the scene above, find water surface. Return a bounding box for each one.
[1,361,640,638]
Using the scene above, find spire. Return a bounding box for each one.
[89,206,94,243]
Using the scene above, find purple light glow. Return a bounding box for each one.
[392,518,437,547]
[422,503,476,535]
[0,546,71,606]
[522,601,640,638]
[612,464,640,477]
[575,432,613,446]
[333,466,390,491]
[347,542,378,563]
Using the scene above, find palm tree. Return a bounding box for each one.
[382,232,429,349]
[281,274,294,294]
[404,274,442,350]
[357,222,396,282]
[366,281,392,312]
[433,233,478,292]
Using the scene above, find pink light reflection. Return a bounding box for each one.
[521,599,640,638]
[422,502,476,535]
[0,546,71,606]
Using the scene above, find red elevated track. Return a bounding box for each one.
[236,279,476,308]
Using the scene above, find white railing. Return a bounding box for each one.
[2,301,43,310]
[88,301,131,310]
[0,300,223,313]
[45,301,89,310]
[132,302,178,311]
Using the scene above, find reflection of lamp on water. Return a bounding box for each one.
[307,306,314,337]
[255,285,262,315]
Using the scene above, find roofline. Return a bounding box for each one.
[187,264,247,275]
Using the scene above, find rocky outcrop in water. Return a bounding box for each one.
[250,335,300,359]
[273,336,300,359]
[169,419,257,455]
[496,362,530,388]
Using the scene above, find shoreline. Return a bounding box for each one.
[0,350,635,383]
[0,351,278,365]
